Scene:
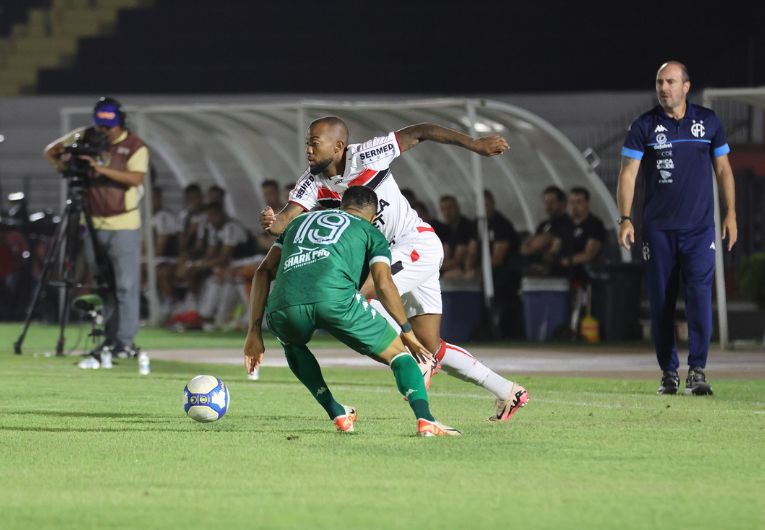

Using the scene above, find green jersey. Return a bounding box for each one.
[267,210,392,312]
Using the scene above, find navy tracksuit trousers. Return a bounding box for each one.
[642,225,716,372]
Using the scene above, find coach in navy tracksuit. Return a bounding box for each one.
[616,61,737,395]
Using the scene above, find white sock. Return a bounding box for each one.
[439,342,514,400]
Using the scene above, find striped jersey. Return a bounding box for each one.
[288,132,424,244]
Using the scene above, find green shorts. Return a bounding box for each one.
[267,293,398,357]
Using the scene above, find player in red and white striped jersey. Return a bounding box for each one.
[262,117,528,422]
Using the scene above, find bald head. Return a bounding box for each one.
[657,61,690,83]
[309,116,349,144]
[306,116,350,175]
[656,60,690,115]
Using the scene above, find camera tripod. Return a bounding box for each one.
[13,178,115,356]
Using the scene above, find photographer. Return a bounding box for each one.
[43,97,149,367]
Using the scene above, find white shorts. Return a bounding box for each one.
[390,228,444,318]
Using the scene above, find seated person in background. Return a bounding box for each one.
[414,200,449,245]
[520,185,574,275]
[207,184,226,206]
[400,188,417,208]
[560,186,606,284]
[483,190,523,335]
[197,202,265,330]
[439,195,478,279]
[177,183,205,253]
[261,179,284,211]
[256,179,285,251]
[151,186,180,319]
[282,182,296,207]
[176,184,210,302]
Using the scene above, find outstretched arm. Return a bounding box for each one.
[395,123,509,156]
[243,245,281,374]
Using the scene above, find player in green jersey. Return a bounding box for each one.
[244,186,460,436]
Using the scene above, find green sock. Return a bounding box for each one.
[284,344,346,419]
[390,353,435,421]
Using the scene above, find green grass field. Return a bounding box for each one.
[1,324,764,530]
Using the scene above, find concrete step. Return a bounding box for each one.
[0,68,38,84]
[11,38,78,55]
[2,51,74,70]
[0,0,155,95]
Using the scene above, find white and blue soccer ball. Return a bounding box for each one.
[183,375,230,422]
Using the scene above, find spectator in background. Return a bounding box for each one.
[261,179,284,211]
[282,182,295,207]
[257,179,285,251]
[197,202,264,330]
[439,195,477,279]
[520,185,574,275]
[151,186,180,320]
[176,184,210,303]
[178,184,207,260]
[400,188,417,208]
[483,190,522,336]
[560,187,606,283]
[207,184,226,206]
[414,200,449,244]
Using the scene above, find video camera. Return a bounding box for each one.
[61,127,108,180]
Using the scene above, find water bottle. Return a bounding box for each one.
[138,351,150,375]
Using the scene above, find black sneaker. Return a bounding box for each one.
[657,371,680,394]
[87,339,115,359]
[113,343,140,359]
[685,368,713,396]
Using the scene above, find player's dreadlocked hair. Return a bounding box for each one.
[341,186,378,213]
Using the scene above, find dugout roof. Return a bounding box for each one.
[63,98,619,237]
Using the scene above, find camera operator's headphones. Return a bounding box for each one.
[93,97,126,128]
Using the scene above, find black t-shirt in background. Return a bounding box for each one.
[443,215,476,258]
[570,213,607,282]
[488,211,520,290]
[488,212,519,266]
[572,214,606,254]
[535,213,575,256]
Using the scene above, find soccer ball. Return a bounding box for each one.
[183,375,230,422]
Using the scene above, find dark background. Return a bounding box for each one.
[22,0,765,94]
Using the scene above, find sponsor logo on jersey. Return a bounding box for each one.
[656,133,667,145]
[293,175,315,199]
[659,170,673,183]
[359,143,395,162]
[373,198,391,230]
[654,124,668,133]
[283,245,330,271]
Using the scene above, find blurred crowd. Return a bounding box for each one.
[147,182,606,337]
[1,181,607,339]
